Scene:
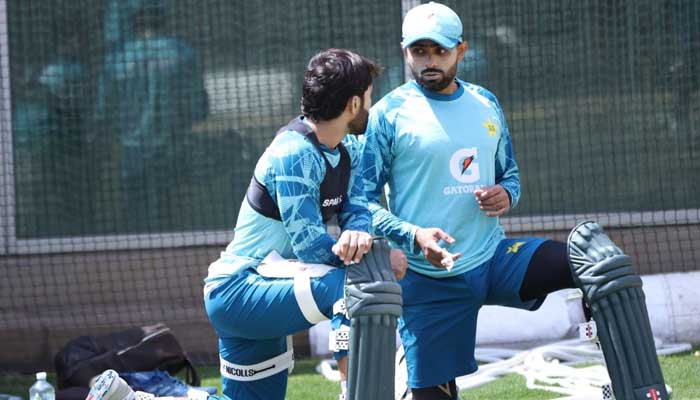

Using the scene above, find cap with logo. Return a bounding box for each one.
[402,2,463,49]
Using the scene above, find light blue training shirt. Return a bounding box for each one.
[362,79,520,278]
[204,128,370,293]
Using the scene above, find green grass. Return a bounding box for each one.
[2,351,699,400]
[458,349,700,400]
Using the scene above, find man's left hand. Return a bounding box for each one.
[475,185,511,217]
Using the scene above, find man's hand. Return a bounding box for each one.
[389,249,407,280]
[414,228,461,269]
[332,230,373,265]
[475,185,511,217]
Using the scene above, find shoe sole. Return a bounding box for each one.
[86,370,135,400]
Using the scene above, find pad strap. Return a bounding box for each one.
[333,299,347,316]
[579,320,598,342]
[219,336,294,382]
[294,273,328,324]
[329,324,350,352]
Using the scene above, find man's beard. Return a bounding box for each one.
[348,101,369,135]
[413,63,458,92]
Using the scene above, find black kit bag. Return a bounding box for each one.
[54,323,200,389]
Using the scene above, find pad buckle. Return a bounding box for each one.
[329,325,350,352]
[579,320,598,342]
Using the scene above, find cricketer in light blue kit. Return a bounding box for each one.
[204,49,406,400]
[363,3,576,399]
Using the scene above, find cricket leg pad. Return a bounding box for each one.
[568,221,667,400]
[345,239,403,400]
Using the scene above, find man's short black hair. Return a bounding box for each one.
[301,49,380,122]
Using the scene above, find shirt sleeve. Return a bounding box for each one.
[266,139,343,266]
[337,137,372,232]
[492,98,521,208]
[362,106,420,255]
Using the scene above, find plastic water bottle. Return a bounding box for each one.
[28,372,54,400]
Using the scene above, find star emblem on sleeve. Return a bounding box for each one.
[483,118,498,137]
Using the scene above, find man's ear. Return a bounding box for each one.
[347,95,360,115]
[456,41,468,59]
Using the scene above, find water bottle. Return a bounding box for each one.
[28,372,54,400]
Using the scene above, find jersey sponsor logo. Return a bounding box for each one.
[223,364,275,378]
[442,184,484,196]
[483,117,498,137]
[506,241,525,254]
[322,195,343,207]
[449,148,480,183]
[461,155,474,175]
[444,148,482,195]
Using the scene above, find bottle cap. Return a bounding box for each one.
[35,372,47,380]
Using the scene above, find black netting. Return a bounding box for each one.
[0,0,697,370]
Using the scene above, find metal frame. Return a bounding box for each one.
[0,0,11,255]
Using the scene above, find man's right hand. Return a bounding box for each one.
[332,230,373,265]
[414,228,461,269]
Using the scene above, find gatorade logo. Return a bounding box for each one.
[449,148,480,183]
[461,156,474,175]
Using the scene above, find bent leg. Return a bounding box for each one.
[485,237,548,310]
[518,239,575,302]
[204,267,346,400]
[205,267,345,339]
